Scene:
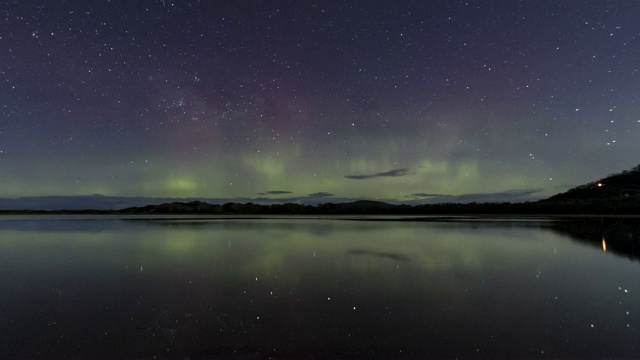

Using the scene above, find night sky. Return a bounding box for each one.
[2,0,640,207]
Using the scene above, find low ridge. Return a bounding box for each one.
[544,163,640,202]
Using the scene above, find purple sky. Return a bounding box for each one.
[2,1,639,208]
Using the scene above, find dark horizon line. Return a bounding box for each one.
[1,195,639,216]
[0,191,549,212]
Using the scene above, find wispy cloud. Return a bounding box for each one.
[408,189,544,203]
[257,190,294,195]
[307,192,334,198]
[345,168,411,180]
[347,249,410,262]
[409,193,446,198]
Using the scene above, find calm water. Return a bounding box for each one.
[0,215,638,359]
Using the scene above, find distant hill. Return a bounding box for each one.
[121,201,223,214]
[119,200,405,215]
[537,164,640,213]
[546,164,640,202]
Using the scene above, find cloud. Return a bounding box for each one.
[347,249,410,262]
[257,190,294,195]
[409,193,446,198]
[345,174,375,180]
[307,192,334,198]
[377,168,411,177]
[407,189,544,203]
[345,168,411,180]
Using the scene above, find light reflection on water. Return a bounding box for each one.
[0,216,638,358]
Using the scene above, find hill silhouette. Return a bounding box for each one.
[536,163,640,213]
[546,164,640,201]
[118,200,407,215]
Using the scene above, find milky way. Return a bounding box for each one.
[1,1,639,206]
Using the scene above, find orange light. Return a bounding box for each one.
[597,183,603,187]
[602,238,607,252]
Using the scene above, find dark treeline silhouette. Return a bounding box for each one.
[113,198,640,215]
[117,200,640,215]
[1,198,638,215]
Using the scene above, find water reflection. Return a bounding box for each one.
[0,216,638,358]
[346,249,411,262]
[547,217,640,262]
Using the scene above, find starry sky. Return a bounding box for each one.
[2,0,640,207]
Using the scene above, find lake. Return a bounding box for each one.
[0,215,638,358]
